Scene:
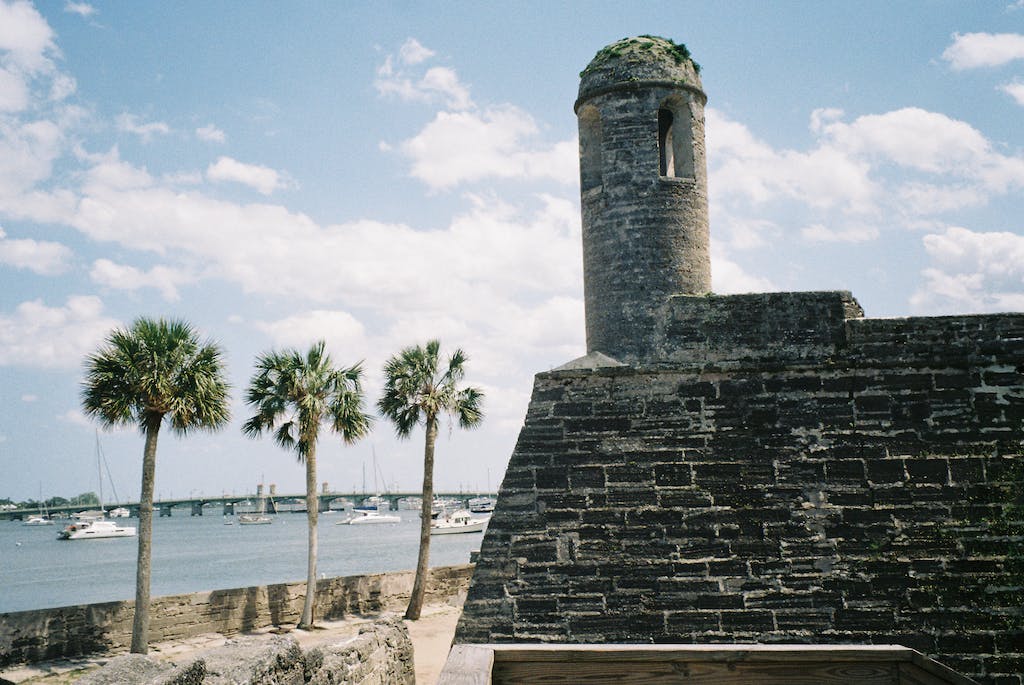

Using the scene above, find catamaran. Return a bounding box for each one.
[57,434,136,540]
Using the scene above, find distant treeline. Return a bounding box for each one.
[0,492,99,509]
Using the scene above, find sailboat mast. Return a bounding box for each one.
[95,430,104,514]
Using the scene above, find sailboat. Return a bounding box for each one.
[239,482,272,525]
[58,434,136,540]
[24,484,54,525]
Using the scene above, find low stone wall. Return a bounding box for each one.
[0,564,472,667]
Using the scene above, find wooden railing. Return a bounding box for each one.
[438,644,977,685]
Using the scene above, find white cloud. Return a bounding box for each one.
[710,242,775,294]
[375,40,472,111]
[0,295,120,369]
[206,156,286,195]
[1001,81,1024,106]
[942,32,1024,70]
[89,258,192,301]
[254,310,368,353]
[0,67,28,111]
[57,408,91,427]
[399,38,434,65]
[196,124,226,143]
[911,226,1024,313]
[0,0,57,74]
[821,108,991,174]
[64,2,95,17]
[115,113,170,142]
[707,107,875,212]
[0,226,72,274]
[399,106,577,190]
[49,73,76,101]
[801,223,879,243]
[707,104,1024,253]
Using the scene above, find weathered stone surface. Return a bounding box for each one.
[188,636,304,685]
[72,653,175,684]
[70,621,414,685]
[456,303,1024,685]
[306,619,413,685]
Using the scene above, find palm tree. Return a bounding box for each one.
[82,318,230,654]
[243,340,371,629]
[378,340,483,620]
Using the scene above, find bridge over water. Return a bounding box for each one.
[1,491,494,520]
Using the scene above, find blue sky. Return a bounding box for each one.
[1,1,1022,504]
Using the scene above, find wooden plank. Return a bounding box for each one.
[437,645,494,685]
[493,660,899,684]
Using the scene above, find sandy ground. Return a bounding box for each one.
[0,604,460,685]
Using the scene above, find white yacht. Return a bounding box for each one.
[338,510,401,525]
[58,519,136,540]
[430,509,488,535]
[23,515,54,526]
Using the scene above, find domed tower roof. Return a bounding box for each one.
[577,35,704,109]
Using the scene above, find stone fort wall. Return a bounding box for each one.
[456,294,1024,685]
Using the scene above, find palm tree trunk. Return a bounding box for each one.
[406,414,437,620]
[298,441,319,629]
[130,415,161,653]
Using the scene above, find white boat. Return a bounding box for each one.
[25,485,54,525]
[468,496,495,513]
[58,518,136,540]
[238,488,273,525]
[73,509,105,522]
[338,510,401,525]
[108,506,130,518]
[236,511,272,524]
[23,515,54,526]
[430,509,488,535]
[355,495,390,512]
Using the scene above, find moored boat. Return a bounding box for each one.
[468,496,495,513]
[108,506,130,518]
[238,513,272,525]
[338,510,401,525]
[58,519,136,540]
[430,509,488,535]
[23,515,54,526]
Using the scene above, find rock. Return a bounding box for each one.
[74,654,172,684]
[186,636,304,685]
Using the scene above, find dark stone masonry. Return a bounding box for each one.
[455,36,1024,685]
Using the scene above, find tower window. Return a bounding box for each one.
[659,109,675,177]
[659,103,694,179]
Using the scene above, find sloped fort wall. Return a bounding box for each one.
[456,293,1024,685]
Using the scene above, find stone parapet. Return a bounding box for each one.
[657,291,863,367]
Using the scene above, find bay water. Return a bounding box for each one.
[0,511,482,614]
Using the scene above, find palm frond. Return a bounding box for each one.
[378,339,484,437]
[82,317,230,435]
[243,340,370,462]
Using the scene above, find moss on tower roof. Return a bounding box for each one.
[581,36,701,78]
[577,36,703,105]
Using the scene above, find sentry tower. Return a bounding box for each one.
[576,36,710,363]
